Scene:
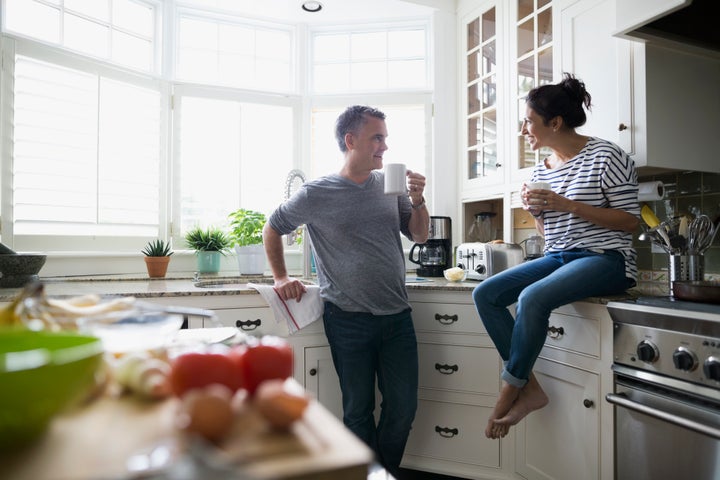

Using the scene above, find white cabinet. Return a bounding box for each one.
[613,0,690,39]
[514,302,614,480]
[403,290,509,479]
[561,0,720,174]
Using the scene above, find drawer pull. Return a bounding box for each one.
[583,399,594,408]
[309,368,317,376]
[236,318,262,331]
[435,363,459,375]
[547,325,565,339]
[434,313,458,325]
[434,426,459,438]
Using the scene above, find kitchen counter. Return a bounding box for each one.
[0,272,638,304]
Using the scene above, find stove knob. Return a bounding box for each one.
[636,341,659,363]
[703,356,720,382]
[672,347,698,372]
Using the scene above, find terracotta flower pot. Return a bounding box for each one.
[144,256,171,278]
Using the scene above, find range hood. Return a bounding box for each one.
[615,0,720,54]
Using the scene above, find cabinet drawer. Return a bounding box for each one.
[418,343,499,395]
[543,309,600,358]
[405,399,500,468]
[213,308,287,337]
[412,302,485,335]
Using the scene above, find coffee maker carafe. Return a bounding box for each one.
[409,216,452,277]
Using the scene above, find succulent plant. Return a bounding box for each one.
[141,239,173,257]
[184,227,232,254]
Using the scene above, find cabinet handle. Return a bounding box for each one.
[583,399,594,408]
[434,426,459,438]
[618,123,628,131]
[435,363,459,375]
[236,318,261,331]
[434,313,458,325]
[547,325,565,339]
[495,162,502,168]
[309,368,317,376]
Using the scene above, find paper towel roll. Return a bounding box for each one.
[638,181,664,201]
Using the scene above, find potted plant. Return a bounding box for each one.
[141,239,173,278]
[184,226,231,274]
[228,208,267,275]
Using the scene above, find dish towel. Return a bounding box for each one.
[248,283,324,334]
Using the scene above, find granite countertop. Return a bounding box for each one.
[0,271,639,305]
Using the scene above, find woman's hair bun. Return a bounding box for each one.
[561,73,592,111]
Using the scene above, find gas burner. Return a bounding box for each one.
[633,296,720,315]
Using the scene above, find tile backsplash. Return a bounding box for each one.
[636,170,720,292]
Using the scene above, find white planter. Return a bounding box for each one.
[235,244,266,275]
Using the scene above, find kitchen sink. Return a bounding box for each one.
[193,277,314,289]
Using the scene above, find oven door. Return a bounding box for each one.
[606,370,720,480]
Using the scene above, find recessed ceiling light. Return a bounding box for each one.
[302,1,323,13]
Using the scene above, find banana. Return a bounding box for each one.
[641,204,661,229]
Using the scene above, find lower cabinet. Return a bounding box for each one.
[515,359,600,480]
[150,290,614,480]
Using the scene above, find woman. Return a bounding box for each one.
[473,73,639,439]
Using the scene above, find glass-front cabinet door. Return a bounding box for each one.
[461,1,503,193]
[511,0,555,182]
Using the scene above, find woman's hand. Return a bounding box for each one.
[522,183,555,215]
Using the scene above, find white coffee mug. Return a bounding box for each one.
[527,181,551,191]
[384,163,407,195]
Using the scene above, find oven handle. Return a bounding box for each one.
[606,392,720,439]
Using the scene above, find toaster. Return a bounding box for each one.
[456,242,524,281]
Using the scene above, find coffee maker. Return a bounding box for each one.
[409,216,452,277]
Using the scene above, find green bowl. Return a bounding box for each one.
[0,330,104,450]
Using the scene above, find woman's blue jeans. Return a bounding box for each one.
[322,302,418,476]
[472,249,633,388]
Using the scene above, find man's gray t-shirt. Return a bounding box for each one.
[268,171,414,315]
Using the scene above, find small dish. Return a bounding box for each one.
[77,310,183,354]
[443,267,467,282]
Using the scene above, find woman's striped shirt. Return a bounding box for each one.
[531,137,640,282]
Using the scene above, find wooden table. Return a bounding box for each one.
[2,392,372,480]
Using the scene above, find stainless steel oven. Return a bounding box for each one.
[607,298,720,480]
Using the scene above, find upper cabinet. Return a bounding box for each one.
[560,0,720,174]
[614,0,690,38]
[461,1,504,193]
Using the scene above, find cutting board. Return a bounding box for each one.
[1,389,372,480]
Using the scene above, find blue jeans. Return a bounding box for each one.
[472,249,633,388]
[322,302,418,476]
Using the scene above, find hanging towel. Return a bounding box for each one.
[248,283,324,334]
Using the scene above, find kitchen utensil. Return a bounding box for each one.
[687,214,713,254]
[0,330,103,450]
[641,204,661,229]
[521,235,544,260]
[456,242,524,281]
[672,280,720,304]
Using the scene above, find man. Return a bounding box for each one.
[263,105,430,476]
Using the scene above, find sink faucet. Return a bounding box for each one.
[283,169,313,279]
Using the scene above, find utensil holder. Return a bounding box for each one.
[668,254,704,296]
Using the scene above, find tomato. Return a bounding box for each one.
[239,336,293,396]
[169,350,243,396]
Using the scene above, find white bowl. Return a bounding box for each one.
[443,267,467,282]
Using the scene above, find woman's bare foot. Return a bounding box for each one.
[494,374,549,428]
[485,383,521,439]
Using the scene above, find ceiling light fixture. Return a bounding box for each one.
[301,1,323,13]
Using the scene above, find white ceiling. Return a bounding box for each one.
[199,0,446,24]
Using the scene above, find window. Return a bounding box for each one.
[0,2,433,259]
[173,93,294,239]
[4,0,158,73]
[310,103,429,179]
[176,12,294,92]
[312,25,428,93]
[515,0,553,169]
[8,48,162,251]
